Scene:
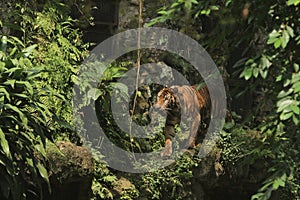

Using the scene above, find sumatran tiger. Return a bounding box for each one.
[154,84,211,157]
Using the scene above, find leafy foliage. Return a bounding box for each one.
[0,0,89,199]
[19,1,89,141]
[0,34,50,200]
[1,0,300,199]
[91,158,116,200]
[148,0,300,199]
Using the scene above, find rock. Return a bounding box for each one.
[112,176,136,198]
[44,141,94,200]
[130,0,139,6]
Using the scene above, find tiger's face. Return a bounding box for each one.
[155,87,176,111]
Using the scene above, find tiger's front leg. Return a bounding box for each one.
[161,138,172,158]
[161,124,176,158]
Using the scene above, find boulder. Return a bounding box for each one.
[44,141,94,200]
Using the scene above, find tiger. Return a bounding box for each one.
[154,84,211,157]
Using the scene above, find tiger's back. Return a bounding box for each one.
[169,85,211,118]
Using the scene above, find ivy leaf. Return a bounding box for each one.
[260,55,272,69]
[292,115,299,125]
[240,67,252,80]
[253,67,259,78]
[274,39,281,49]
[291,73,300,83]
[267,30,280,44]
[292,81,300,93]
[272,177,285,189]
[291,105,300,115]
[281,30,290,48]
[276,74,282,82]
[260,70,268,79]
[277,99,294,112]
[280,111,293,120]
[286,26,294,37]
[294,63,299,72]
[277,89,293,98]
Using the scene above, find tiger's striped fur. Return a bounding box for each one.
[155,85,211,157]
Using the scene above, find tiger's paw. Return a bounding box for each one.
[161,139,172,158]
[188,137,196,149]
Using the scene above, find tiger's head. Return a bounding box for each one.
[155,87,177,111]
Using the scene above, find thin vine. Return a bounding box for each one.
[129,0,143,159]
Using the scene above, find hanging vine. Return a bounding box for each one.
[129,0,143,158]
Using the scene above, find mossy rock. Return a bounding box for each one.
[45,141,94,200]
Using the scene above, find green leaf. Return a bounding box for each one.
[283,79,291,87]
[272,178,285,189]
[276,74,282,82]
[274,39,281,49]
[171,2,181,8]
[3,80,16,88]
[291,73,300,83]
[267,30,280,44]
[291,105,300,114]
[241,68,252,80]
[35,142,47,157]
[273,173,287,189]
[251,192,264,200]
[292,81,300,93]
[1,36,7,52]
[184,0,192,11]
[22,44,37,57]
[292,115,299,125]
[286,26,294,37]
[16,81,34,95]
[253,68,259,78]
[36,163,50,185]
[3,104,28,127]
[260,55,272,69]
[280,111,293,120]
[277,89,293,98]
[281,30,290,48]
[260,70,268,79]
[103,175,117,182]
[0,128,12,160]
[157,10,168,15]
[0,87,11,101]
[287,0,300,6]
[294,63,299,72]
[0,61,5,71]
[26,157,35,169]
[277,99,294,112]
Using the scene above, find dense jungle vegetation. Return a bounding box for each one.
[0,0,299,199]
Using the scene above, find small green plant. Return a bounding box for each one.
[91,158,116,200]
